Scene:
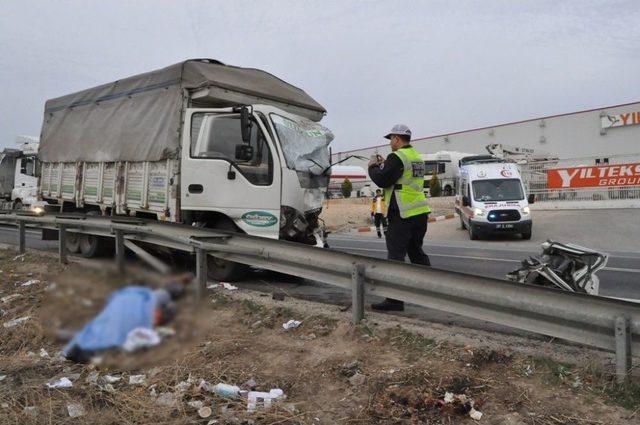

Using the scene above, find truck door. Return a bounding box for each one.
[181,109,281,238]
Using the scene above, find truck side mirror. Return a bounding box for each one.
[462,196,471,207]
[240,106,253,144]
[528,194,536,204]
[235,144,254,162]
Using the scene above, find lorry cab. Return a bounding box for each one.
[454,155,534,240]
[421,151,474,196]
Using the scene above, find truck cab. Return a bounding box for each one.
[422,151,474,196]
[455,155,534,240]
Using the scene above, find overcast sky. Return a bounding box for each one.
[0,0,638,152]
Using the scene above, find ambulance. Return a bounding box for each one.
[455,155,535,240]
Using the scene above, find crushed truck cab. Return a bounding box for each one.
[454,155,534,240]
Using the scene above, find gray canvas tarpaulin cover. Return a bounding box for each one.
[39,59,327,162]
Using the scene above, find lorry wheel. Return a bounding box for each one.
[13,201,23,211]
[522,231,532,240]
[468,224,479,240]
[206,219,250,282]
[79,211,113,257]
[65,232,81,253]
[459,215,467,230]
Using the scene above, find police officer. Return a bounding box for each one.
[368,124,431,311]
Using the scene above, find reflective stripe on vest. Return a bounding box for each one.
[384,147,431,219]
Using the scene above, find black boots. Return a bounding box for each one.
[371,298,404,311]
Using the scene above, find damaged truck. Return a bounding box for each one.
[38,59,334,280]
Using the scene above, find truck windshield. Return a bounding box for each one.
[270,114,333,175]
[472,179,524,202]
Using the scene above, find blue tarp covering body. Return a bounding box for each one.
[64,286,156,355]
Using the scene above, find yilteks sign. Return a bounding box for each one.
[601,111,640,129]
[547,163,640,189]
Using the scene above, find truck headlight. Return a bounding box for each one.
[31,206,45,216]
[521,206,530,215]
[472,207,485,216]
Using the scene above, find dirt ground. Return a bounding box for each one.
[321,197,456,232]
[1,248,640,424]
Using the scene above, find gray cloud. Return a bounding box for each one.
[0,0,638,151]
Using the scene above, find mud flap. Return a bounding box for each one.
[42,228,59,241]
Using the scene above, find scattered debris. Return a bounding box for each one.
[187,400,204,410]
[129,374,147,386]
[1,294,21,303]
[67,402,86,418]
[45,377,73,389]
[440,392,483,421]
[155,392,177,407]
[198,406,213,418]
[3,315,30,328]
[0,308,5,317]
[243,378,258,390]
[23,406,37,415]
[200,381,241,398]
[85,371,99,385]
[208,282,238,291]
[103,375,122,384]
[156,326,176,338]
[340,360,361,377]
[0,374,6,382]
[12,253,26,261]
[21,279,40,287]
[348,372,366,387]
[39,348,49,358]
[272,291,286,301]
[282,319,302,330]
[247,388,285,412]
[175,377,194,393]
[122,327,161,352]
[469,407,483,420]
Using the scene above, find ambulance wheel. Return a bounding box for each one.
[468,224,479,240]
[459,215,467,230]
[522,231,532,240]
[206,219,249,282]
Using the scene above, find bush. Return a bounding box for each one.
[429,171,442,197]
[341,178,353,198]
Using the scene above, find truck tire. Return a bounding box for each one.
[13,201,23,211]
[468,223,479,240]
[206,219,250,282]
[65,232,81,254]
[79,211,113,257]
[522,231,532,240]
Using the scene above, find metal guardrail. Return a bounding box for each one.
[0,212,638,382]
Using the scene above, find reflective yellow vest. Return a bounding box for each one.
[384,147,431,218]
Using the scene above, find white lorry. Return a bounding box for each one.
[37,59,333,279]
[0,136,44,212]
[455,155,535,240]
[421,151,474,196]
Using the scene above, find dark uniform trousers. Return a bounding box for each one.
[385,213,431,266]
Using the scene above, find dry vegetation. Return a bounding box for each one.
[0,249,639,424]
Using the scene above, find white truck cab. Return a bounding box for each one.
[454,155,534,240]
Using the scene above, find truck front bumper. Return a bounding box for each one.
[471,219,532,234]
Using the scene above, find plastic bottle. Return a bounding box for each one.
[212,383,241,399]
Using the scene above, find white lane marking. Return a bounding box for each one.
[330,245,640,273]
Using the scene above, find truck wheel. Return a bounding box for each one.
[468,223,479,240]
[79,211,112,257]
[13,201,23,211]
[206,219,250,282]
[459,215,467,230]
[522,231,532,240]
[65,232,81,253]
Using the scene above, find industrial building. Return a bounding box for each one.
[332,101,640,168]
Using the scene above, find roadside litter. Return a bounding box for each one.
[207,282,238,291]
[200,381,242,399]
[247,388,284,412]
[45,377,73,389]
[1,294,21,303]
[440,392,483,421]
[3,316,30,328]
[122,328,161,352]
[282,320,302,330]
[12,253,26,262]
[21,279,40,287]
[67,403,85,417]
[129,374,147,386]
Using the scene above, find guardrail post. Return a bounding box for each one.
[615,316,632,383]
[351,263,365,324]
[58,224,68,265]
[114,229,125,275]
[195,248,207,301]
[18,220,25,254]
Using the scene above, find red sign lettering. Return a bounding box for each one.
[547,163,640,189]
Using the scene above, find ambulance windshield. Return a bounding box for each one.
[472,179,524,202]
